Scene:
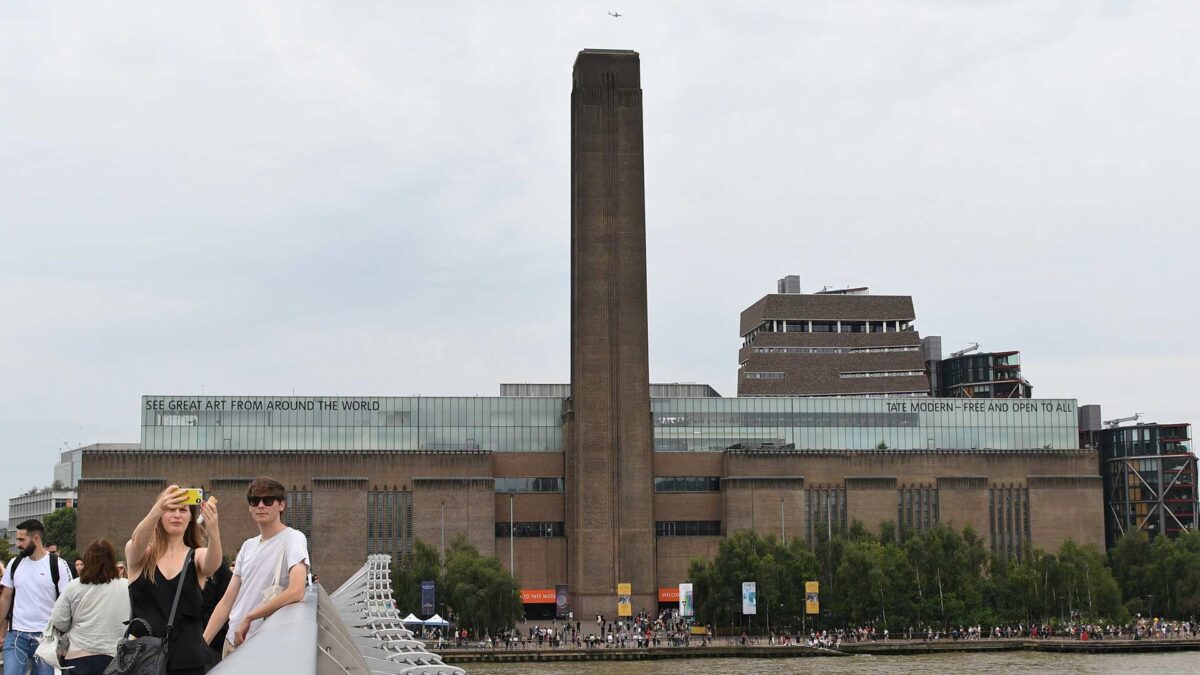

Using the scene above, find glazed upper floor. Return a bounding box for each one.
[140,394,1081,453]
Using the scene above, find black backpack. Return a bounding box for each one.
[5,552,61,627]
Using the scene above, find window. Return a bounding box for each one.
[841,370,926,379]
[496,522,564,537]
[654,477,720,492]
[367,488,413,561]
[655,521,722,536]
[751,346,921,355]
[744,372,785,380]
[495,477,564,493]
[811,322,836,333]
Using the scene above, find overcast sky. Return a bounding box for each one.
[2,2,1197,519]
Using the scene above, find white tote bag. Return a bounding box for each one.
[261,539,288,603]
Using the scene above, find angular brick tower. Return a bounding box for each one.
[565,49,656,618]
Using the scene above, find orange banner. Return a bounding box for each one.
[658,587,680,602]
[520,589,557,604]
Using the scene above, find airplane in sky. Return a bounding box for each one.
[608,11,622,18]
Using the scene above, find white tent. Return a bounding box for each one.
[424,613,449,627]
[401,613,424,624]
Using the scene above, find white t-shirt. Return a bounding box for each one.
[227,527,309,644]
[1,553,73,632]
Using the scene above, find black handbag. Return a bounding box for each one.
[105,549,193,675]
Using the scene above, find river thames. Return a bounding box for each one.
[462,651,1200,674]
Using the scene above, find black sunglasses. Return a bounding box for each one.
[247,496,280,506]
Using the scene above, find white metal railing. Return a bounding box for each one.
[211,555,461,675]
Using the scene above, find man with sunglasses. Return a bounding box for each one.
[203,477,309,658]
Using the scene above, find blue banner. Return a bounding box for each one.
[421,580,435,616]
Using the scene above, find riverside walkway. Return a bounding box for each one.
[437,637,1200,664]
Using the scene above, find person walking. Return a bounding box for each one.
[203,477,309,658]
[125,485,223,675]
[46,539,131,675]
[0,519,73,675]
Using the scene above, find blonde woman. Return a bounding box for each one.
[125,486,221,675]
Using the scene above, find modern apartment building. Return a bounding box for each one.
[1080,405,1196,547]
[927,345,1033,399]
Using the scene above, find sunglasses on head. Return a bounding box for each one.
[247,496,280,507]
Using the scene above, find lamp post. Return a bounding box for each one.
[509,494,515,578]
[779,497,786,545]
[440,501,445,575]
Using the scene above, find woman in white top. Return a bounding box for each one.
[47,539,131,675]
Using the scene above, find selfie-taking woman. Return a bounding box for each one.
[125,486,222,675]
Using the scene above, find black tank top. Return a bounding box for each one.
[128,559,210,670]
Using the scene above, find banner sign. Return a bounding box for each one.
[805,581,820,615]
[658,587,679,602]
[679,583,694,617]
[420,580,435,616]
[520,589,557,604]
[741,582,757,615]
[617,583,632,617]
[555,584,570,619]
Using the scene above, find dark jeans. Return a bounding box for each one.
[62,655,113,675]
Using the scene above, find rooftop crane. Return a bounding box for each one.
[1104,413,1143,428]
[951,342,980,358]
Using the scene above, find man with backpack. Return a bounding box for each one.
[0,519,73,675]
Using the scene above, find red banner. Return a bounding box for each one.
[658,587,680,602]
[521,589,557,604]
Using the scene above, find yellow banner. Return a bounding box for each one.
[805,581,820,615]
[617,583,632,617]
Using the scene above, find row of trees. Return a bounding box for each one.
[688,523,1133,632]
[384,525,1200,636]
[392,538,523,635]
[1111,530,1200,618]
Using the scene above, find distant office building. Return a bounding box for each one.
[8,489,76,546]
[738,280,931,397]
[1080,406,1196,548]
[53,449,81,488]
[929,344,1033,399]
[53,444,138,489]
[777,275,802,294]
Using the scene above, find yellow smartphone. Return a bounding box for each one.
[181,488,204,506]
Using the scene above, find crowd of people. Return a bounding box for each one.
[0,477,310,675]
[447,609,708,650]
[437,616,1200,653]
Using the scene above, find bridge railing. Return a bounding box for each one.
[212,555,463,675]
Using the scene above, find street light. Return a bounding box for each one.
[440,501,446,575]
[509,494,515,579]
[779,497,786,545]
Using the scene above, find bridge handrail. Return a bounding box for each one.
[209,586,319,674]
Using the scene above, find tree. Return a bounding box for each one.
[442,537,522,636]
[688,531,819,632]
[0,538,12,564]
[392,540,442,616]
[44,507,77,560]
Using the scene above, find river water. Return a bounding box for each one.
[462,651,1200,674]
